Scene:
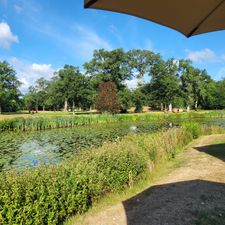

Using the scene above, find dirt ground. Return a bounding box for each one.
[75,134,225,225]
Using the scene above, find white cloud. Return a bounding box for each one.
[31,63,53,75]
[186,48,217,63]
[0,21,19,49]
[10,57,54,93]
[125,78,139,89]
[186,49,225,64]
[74,25,112,59]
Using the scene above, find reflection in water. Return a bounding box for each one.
[16,141,60,168]
[0,118,225,171]
[1,121,166,171]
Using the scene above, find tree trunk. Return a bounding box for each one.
[43,106,45,111]
[0,103,1,114]
[72,99,75,115]
[35,105,38,113]
[169,103,172,112]
[195,101,198,111]
[187,105,190,112]
[160,103,163,111]
[64,98,68,112]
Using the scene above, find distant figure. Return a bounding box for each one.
[29,108,38,114]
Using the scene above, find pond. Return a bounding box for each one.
[0,118,225,171]
[0,121,169,171]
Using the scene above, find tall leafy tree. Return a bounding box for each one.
[84,49,132,91]
[118,87,133,113]
[0,61,21,113]
[34,77,49,111]
[149,58,180,111]
[24,86,38,113]
[179,60,216,110]
[127,49,161,86]
[54,65,94,112]
[214,79,225,109]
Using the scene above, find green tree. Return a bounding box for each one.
[53,65,95,112]
[0,61,21,113]
[127,49,161,86]
[132,88,147,113]
[84,49,132,91]
[34,77,49,111]
[179,60,216,110]
[149,58,180,111]
[45,76,64,111]
[24,86,39,113]
[118,87,133,113]
[214,79,225,109]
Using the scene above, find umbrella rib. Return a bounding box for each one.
[84,0,98,8]
[187,0,225,37]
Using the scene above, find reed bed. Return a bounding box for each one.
[0,111,225,132]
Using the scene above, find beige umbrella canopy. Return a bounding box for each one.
[84,0,225,37]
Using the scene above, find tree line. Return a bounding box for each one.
[0,48,225,114]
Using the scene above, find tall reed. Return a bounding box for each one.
[1,111,225,132]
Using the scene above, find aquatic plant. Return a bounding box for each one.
[0,110,225,132]
[1,125,217,225]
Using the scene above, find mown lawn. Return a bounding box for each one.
[0,110,223,121]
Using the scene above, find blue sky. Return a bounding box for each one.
[0,0,225,93]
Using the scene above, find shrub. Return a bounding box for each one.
[182,122,201,139]
[0,167,90,225]
[0,127,197,224]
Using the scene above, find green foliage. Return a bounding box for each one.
[182,122,201,139]
[133,89,147,113]
[0,167,90,225]
[0,120,169,171]
[118,88,133,113]
[0,61,21,113]
[1,110,225,132]
[2,49,225,113]
[0,127,197,224]
[149,58,180,108]
[84,48,132,91]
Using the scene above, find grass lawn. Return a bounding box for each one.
[0,110,166,121]
[0,109,223,121]
[0,111,98,120]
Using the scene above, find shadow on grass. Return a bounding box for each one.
[194,143,225,162]
[122,180,225,225]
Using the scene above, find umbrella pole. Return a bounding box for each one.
[84,0,98,8]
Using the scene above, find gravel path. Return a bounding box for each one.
[75,134,225,225]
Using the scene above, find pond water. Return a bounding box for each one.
[1,118,225,171]
[0,121,168,171]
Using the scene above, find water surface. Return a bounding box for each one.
[1,118,225,171]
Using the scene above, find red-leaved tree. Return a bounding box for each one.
[95,81,120,113]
